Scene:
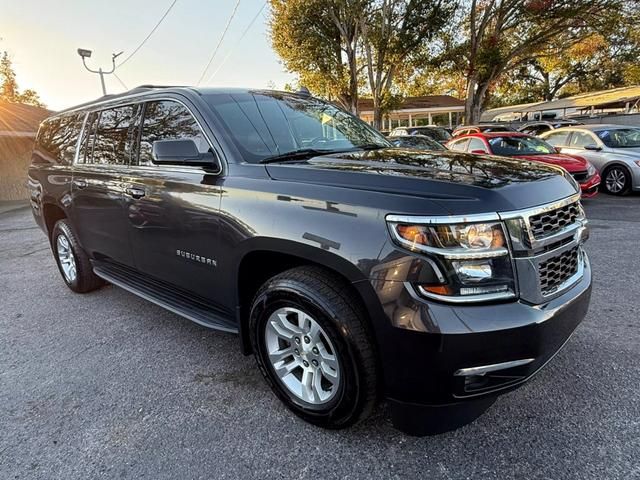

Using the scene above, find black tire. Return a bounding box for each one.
[249,266,378,429]
[601,165,631,195]
[51,219,104,293]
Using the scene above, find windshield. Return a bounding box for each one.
[488,136,556,156]
[205,91,390,163]
[596,128,640,148]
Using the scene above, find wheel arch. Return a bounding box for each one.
[42,201,68,242]
[234,238,379,355]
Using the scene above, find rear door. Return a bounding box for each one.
[71,105,139,265]
[122,97,225,303]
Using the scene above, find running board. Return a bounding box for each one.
[92,261,238,334]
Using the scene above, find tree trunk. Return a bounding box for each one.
[373,97,383,130]
[464,77,490,124]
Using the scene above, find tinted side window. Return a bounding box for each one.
[34,113,84,165]
[138,100,210,166]
[544,131,570,147]
[91,105,137,165]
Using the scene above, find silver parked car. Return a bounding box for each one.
[540,124,640,195]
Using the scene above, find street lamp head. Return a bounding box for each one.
[77,48,92,59]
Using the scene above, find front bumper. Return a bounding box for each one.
[370,251,591,406]
[579,172,600,198]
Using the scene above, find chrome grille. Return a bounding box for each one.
[528,202,580,239]
[539,247,580,295]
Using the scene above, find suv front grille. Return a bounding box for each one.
[539,247,580,295]
[529,202,580,239]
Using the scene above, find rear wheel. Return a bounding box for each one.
[602,165,631,195]
[52,219,104,293]
[249,266,377,429]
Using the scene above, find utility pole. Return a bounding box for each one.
[76,48,123,96]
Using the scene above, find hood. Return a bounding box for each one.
[512,153,588,172]
[265,148,578,215]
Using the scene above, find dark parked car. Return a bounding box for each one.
[452,124,514,137]
[388,134,445,151]
[388,125,452,145]
[519,120,584,137]
[28,86,592,435]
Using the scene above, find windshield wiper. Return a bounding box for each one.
[259,148,328,164]
[355,143,388,151]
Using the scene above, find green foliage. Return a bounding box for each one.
[0,51,45,108]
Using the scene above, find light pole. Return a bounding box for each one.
[76,48,123,96]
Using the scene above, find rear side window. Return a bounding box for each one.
[138,100,211,166]
[91,105,138,165]
[543,131,570,147]
[448,138,469,152]
[33,113,84,165]
[568,131,596,148]
[467,138,487,152]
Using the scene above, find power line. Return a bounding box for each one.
[196,0,242,86]
[205,1,267,84]
[118,0,178,68]
[113,71,129,90]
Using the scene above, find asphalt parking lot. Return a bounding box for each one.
[1,195,639,480]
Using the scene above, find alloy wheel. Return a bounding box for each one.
[264,307,341,405]
[56,234,77,283]
[605,168,627,194]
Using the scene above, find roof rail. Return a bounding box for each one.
[55,85,191,114]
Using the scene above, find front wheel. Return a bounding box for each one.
[249,266,378,429]
[601,165,631,195]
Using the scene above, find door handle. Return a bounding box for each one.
[73,179,88,189]
[125,186,146,199]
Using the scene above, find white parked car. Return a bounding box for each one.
[540,124,640,195]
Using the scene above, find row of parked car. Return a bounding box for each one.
[386,122,640,196]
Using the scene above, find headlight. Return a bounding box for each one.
[587,162,596,177]
[387,217,516,302]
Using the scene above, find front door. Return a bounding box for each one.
[71,106,139,266]
[122,98,225,304]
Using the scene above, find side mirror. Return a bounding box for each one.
[470,149,488,155]
[152,139,218,168]
[584,144,602,151]
[554,147,562,153]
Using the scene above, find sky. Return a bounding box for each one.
[0,0,295,111]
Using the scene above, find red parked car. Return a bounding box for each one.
[447,132,601,198]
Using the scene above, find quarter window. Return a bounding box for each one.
[138,100,211,166]
[34,113,84,165]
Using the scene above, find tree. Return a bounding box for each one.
[359,0,455,129]
[0,51,45,107]
[269,0,365,113]
[453,0,618,124]
[491,1,640,105]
